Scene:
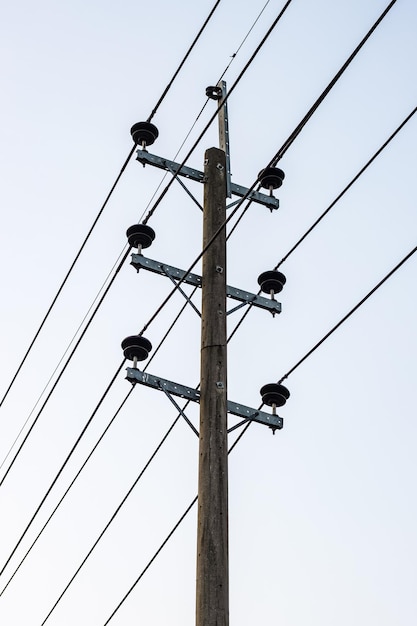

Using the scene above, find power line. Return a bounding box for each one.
[36,276,257,620]
[274,107,417,268]
[135,0,298,329]
[0,0,293,475]
[271,0,398,164]
[103,106,414,626]
[277,244,417,384]
[0,0,223,411]
[137,0,396,339]
[34,241,417,622]
[37,214,416,621]
[0,283,202,592]
[217,0,272,82]
[0,387,133,597]
[146,0,223,123]
[103,497,198,626]
[0,0,395,503]
[0,3,409,623]
[0,362,125,578]
[0,0,294,489]
[0,246,129,473]
[227,106,417,341]
[226,0,399,238]
[0,250,130,489]
[0,0,399,445]
[102,422,252,626]
[139,0,273,223]
[1,0,402,605]
[7,278,244,611]
[141,0,295,225]
[40,411,183,625]
[0,150,134,410]
[11,124,413,614]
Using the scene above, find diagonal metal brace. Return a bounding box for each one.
[164,160,203,211]
[131,254,281,315]
[126,368,283,431]
[136,150,279,211]
[161,265,201,317]
[160,387,199,437]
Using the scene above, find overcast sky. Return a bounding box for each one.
[0,1,416,624]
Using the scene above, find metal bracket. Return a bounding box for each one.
[131,254,281,315]
[126,368,283,431]
[217,80,232,198]
[136,151,279,211]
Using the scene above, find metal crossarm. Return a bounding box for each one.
[131,254,281,315]
[136,150,279,210]
[126,368,283,430]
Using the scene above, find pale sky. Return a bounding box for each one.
[0,1,416,624]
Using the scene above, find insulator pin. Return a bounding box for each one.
[205,85,222,100]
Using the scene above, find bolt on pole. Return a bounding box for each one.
[196,147,229,626]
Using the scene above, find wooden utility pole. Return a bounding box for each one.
[196,146,229,626]
[125,91,285,626]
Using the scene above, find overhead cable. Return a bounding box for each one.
[227,106,417,342]
[0,386,133,597]
[271,0,398,164]
[226,0,399,239]
[1,0,395,420]
[101,422,252,626]
[11,96,417,593]
[274,106,417,267]
[139,0,399,336]
[1,2,400,600]
[6,266,247,605]
[146,0,222,123]
[0,361,126,578]
[0,150,133,410]
[0,0,223,410]
[138,0,273,223]
[39,412,184,625]
[0,0,294,488]
[0,246,129,473]
[141,0,294,225]
[100,242,417,623]
[278,244,417,384]
[0,282,200,584]
[0,250,130,489]
[9,275,248,606]
[217,0,273,82]
[0,0,294,476]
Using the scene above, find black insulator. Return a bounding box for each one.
[121,335,152,362]
[260,383,290,408]
[130,121,159,147]
[258,167,285,190]
[126,224,155,249]
[205,85,222,100]
[258,270,286,294]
